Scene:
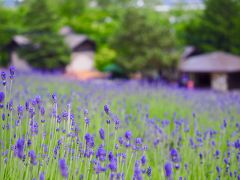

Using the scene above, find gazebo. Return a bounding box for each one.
[179,51,240,91]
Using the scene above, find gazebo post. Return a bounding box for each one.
[211,73,228,91]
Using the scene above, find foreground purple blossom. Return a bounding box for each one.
[59,159,68,178]
[125,130,132,140]
[15,138,25,159]
[0,92,4,103]
[28,150,37,165]
[99,128,105,140]
[164,162,172,178]
[104,104,110,115]
[0,67,240,179]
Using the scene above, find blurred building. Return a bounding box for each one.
[7,35,32,71]
[179,51,240,91]
[60,26,96,75]
[7,26,102,79]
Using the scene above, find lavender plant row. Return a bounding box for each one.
[0,68,239,180]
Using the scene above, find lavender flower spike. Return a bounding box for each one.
[164,162,172,178]
[59,158,68,178]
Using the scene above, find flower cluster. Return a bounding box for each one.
[0,67,239,180]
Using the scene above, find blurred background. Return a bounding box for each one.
[0,0,240,90]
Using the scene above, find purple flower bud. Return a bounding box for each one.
[215,150,220,158]
[115,119,120,129]
[125,141,131,148]
[2,113,5,121]
[94,160,106,174]
[104,104,110,115]
[52,93,57,103]
[15,138,25,159]
[224,158,229,165]
[133,161,142,180]
[223,119,227,128]
[27,139,32,147]
[108,151,115,161]
[125,130,132,140]
[0,92,5,103]
[99,128,105,140]
[141,155,147,165]
[40,107,45,116]
[234,139,240,149]
[216,166,221,174]
[175,163,180,170]
[1,71,6,80]
[31,99,37,107]
[96,145,106,161]
[109,160,117,172]
[39,172,45,180]
[85,117,90,125]
[189,138,195,148]
[106,119,111,124]
[85,133,94,148]
[10,66,15,76]
[59,159,68,178]
[84,109,88,116]
[25,101,29,110]
[35,96,41,104]
[147,166,152,177]
[8,100,13,111]
[170,149,179,162]
[164,162,172,177]
[110,173,114,180]
[118,137,124,145]
[135,138,142,145]
[28,150,37,165]
[154,139,160,147]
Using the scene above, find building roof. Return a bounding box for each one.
[63,34,93,50]
[10,26,95,51]
[12,35,30,45]
[179,51,240,73]
[181,46,200,60]
[60,26,96,51]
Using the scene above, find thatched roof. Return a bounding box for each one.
[179,51,240,73]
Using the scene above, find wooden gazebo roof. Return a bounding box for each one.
[179,51,240,73]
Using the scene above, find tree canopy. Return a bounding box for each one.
[17,0,70,70]
[181,0,240,55]
[110,8,179,75]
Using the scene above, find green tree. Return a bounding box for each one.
[95,46,116,70]
[69,8,121,72]
[0,5,24,66]
[110,8,178,76]
[69,8,121,46]
[49,0,88,21]
[18,0,70,70]
[182,0,240,55]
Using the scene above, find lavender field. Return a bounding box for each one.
[0,68,240,180]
